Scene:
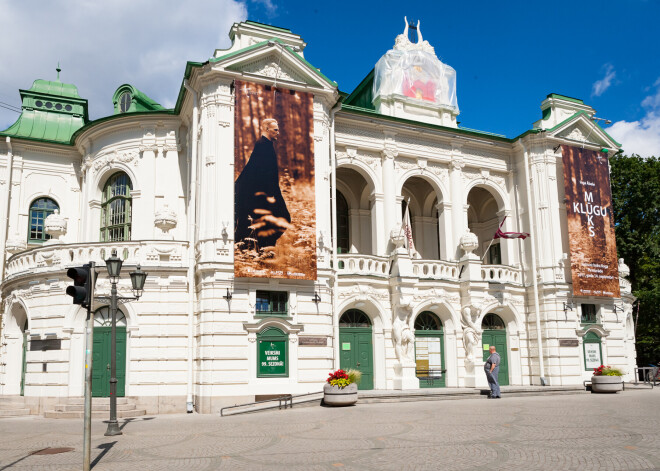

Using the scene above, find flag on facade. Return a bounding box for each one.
[493,216,529,240]
[403,203,416,255]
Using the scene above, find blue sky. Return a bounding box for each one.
[1,0,659,156]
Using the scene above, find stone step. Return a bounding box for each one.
[44,408,146,419]
[66,397,129,405]
[0,396,26,405]
[53,403,137,412]
[0,408,31,417]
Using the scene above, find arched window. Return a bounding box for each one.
[337,192,349,254]
[482,313,505,330]
[339,309,371,327]
[415,311,443,331]
[94,306,127,327]
[28,197,58,243]
[100,172,132,241]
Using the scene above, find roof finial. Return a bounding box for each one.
[56,62,61,81]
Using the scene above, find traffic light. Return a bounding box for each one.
[66,264,93,307]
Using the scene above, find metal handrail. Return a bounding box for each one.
[633,366,657,388]
[220,390,323,417]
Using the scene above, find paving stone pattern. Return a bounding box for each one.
[0,390,659,470]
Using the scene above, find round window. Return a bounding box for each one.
[45,102,53,109]
[65,104,72,111]
[55,103,62,110]
[35,100,43,107]
[119,92,132,113]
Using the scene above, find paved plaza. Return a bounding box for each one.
[0,390,659,470]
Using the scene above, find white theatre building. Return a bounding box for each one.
[0,20,636,414]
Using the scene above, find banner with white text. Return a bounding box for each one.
[562,145,619,297]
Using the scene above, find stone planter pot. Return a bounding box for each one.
[591,375,623,393]
[323,383,358,406]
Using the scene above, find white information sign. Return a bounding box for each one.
[584,342,602,370]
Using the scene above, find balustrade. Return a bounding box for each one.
[336,254,389,277]
[412,260,459,281]
[480,264,521,284]
[5,240,189,279]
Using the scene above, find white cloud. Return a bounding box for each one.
[251,0,277,15]
[592,64,616,97]
[607,78,660,157]
[0,0,248,129]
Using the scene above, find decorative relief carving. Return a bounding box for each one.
[395,158,417,170]
[427,163,449,181]
[91,149,139,173]
[236,56,307,83]
[338,284,389,301]
[218,121,231,128]
[450,157,465,171]
[565,127,586,142]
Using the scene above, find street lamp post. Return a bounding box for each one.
[101,249,147,437]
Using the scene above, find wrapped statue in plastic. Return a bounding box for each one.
[373,17,458,114]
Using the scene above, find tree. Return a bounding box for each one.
[610,154,660,367]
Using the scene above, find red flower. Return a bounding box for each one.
[326,369,350,383]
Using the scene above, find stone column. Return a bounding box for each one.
[449,146,465,260]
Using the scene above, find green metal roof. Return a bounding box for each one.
[28,79,82,99]
[546,93,584,104]
[344,69,375,110]
[0,78,88,144]
[112,84,165,114]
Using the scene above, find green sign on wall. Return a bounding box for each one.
[257,327,288,377]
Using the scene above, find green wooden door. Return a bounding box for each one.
[92,327,126,397]
[339,328,373,390]
[482,330,509,386]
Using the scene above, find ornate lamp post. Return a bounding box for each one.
[101,249,147,436]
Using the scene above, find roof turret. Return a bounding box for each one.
[0,67,88,144]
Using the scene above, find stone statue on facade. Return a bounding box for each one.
[392,314,415,364]
[461,306,480,365]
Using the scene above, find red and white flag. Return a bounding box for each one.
[493,216,529,240]
[403,204,416,254]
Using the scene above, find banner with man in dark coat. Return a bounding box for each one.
[234,80,316,280]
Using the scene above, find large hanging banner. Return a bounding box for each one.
[234,80,316,280]
[561,145,619,297]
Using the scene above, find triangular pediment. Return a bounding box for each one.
[227,53,309,84]
[548,111,620,150]
[212,40,337,93]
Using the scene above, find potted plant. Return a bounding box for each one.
[591,364,624,393]
[323,369,361,406]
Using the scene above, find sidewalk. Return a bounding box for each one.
[0,389,658,470]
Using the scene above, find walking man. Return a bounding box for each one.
[485,345,501,398]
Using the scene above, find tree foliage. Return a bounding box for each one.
[610,154,660,366]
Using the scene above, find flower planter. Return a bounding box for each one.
[323,383,358,406]
[591,375,623,393]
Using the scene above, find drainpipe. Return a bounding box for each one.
[183,80,198,412]
[521,139,546,385]
[1,137,14,282]
[329,101,341,370]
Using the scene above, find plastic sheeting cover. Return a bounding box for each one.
[373,48,458,112]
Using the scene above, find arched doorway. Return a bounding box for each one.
[481,313,509,386]
[467,187,502,263]
[339,309,373,390]
[414,311,445,388]
[92,307,127,397]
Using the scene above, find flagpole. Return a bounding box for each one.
[481,237,495,262]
